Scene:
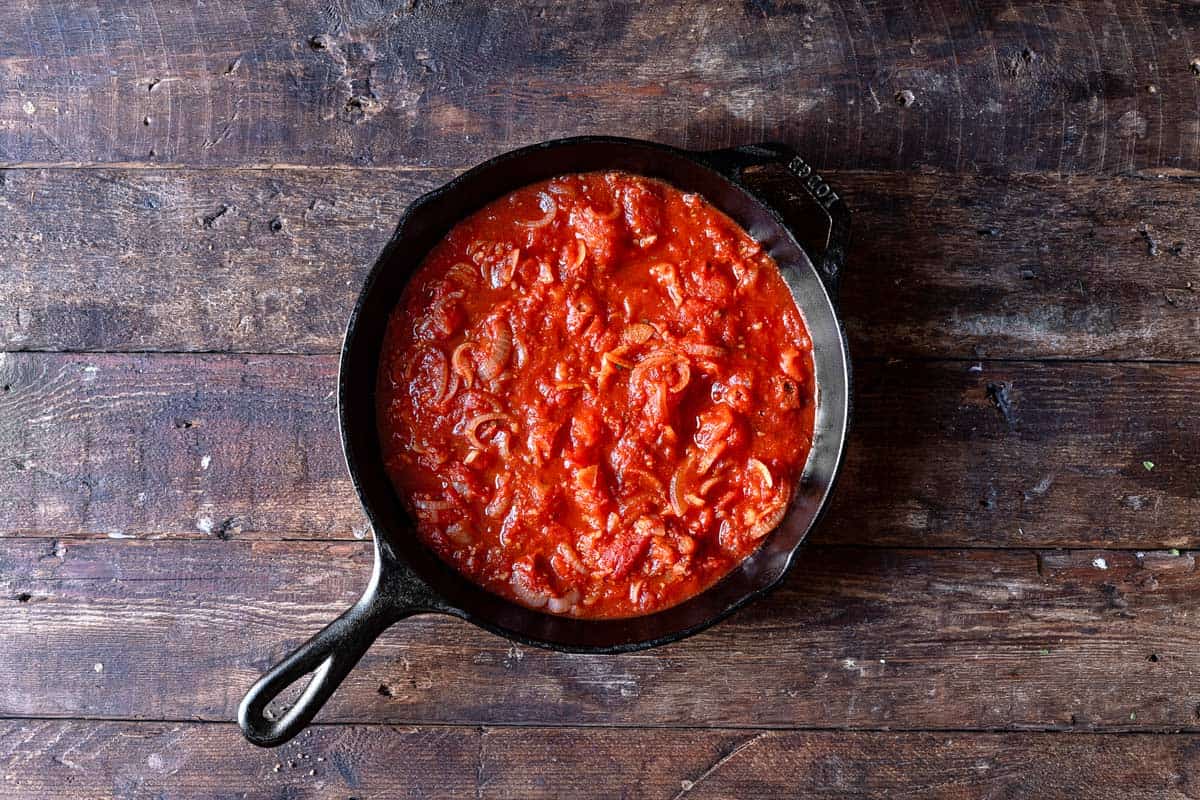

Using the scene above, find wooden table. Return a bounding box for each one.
[2,1,1198,796]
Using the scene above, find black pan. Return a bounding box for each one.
[238,136,851,747]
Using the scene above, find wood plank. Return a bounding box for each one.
[2,1,1199,176]
[3,353,1195,548]
[2,540,1199,730]
[0,353,357,541]
[2,168,1199,359]
[0,168,441,354]
[2,721,1199,799]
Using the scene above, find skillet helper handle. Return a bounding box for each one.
[703,143,850,296]
[238,593,399,747]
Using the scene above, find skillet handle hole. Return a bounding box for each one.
[238,598,394,747]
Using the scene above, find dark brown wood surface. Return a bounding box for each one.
[3,540,1200,729]
[3,168,1199,359]
[3,0,1200,177]
[3,723,1199,800]
[2,354,1195,548]
[3,0,1200,797]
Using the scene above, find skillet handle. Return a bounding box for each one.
[702,143,850,297]
[237,591,401,747]
[238,537,444,747]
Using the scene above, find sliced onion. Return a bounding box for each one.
[620,323,655,345]
[477,318,512,381]
[537,260,556,283]
[413,495,455,511]
[737,263,760,291]
[629,350,679,387]
[629,349,690,397]
[698,475,722,496]
[452,342,475,389]
[445,262,479,288]
[556,543,588,575]
[649,262,683,307]
[547,588,580,615]
[596,358,616,391]
[602,347,635,370]
[431,289,464,317]
[461,392,502,413]
[491,249,520,289]
[668,469,689,517]
[668,361,690,394]
[485,488,512,519]
[634,516,666,540]
[512,332,528,368]
[748,457,774,489]
[406,345,449,405]
[464,412,515,449]
[748,496,789,539]
[439,370,461,406]
[564,239,587,271]
[628,580,644,605]
[741,238,763,257]
[779,348,804,381]
[511,574,550,609]
[517,192,558,228]
[695,439,727,476]
[682,342,727,358]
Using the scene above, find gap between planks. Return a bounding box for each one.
[0,714,1197,736]
[5,162,1200,183]
[5,351,1200,368]
[0,533,1192,558]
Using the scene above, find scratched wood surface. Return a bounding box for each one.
[2,354,1195,548]
[2,0,1200,176]
[2,168,1198,358]
[3,540,1200,729]
[3,723,1200,800]
[3,0,1200,797]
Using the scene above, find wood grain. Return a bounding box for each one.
[0,168,439,354]
[2,721,1199,799]
[2,167,1199,359]
[2,1,1200,176]
[0,353,355,541]
[3,353,1194,548]
[2,540,1199,730]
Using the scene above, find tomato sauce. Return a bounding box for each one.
[377,171,815,618]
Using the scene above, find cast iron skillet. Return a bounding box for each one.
[238,136,851,747]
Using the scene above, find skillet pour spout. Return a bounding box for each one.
[238,137,852,747]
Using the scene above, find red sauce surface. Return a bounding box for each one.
[377,171,815,618]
